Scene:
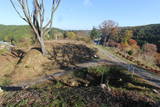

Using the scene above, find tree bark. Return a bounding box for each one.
[39,37,47,55]
[36,33,47,55]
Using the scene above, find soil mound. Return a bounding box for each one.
[11,40,97,84]
[12,49,50,84]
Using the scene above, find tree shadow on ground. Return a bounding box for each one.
[0,86,23,91]
[48,43,96,68]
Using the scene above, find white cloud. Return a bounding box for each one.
[83,0,92,6]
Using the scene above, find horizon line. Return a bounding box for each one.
[0,23,160,30]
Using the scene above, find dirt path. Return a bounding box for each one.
[11,60,112,88]
[97,46,160,87]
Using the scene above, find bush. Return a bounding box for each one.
[129,39,137,46]
[142,43,157,54]
[128,50,133,55]
[64,32,78,40]
[1,78,12,86]
[155,53,160,67]
[108,40,120,48]
[76,36,91,43]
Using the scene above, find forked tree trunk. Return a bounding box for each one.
[36,32,47,55]
[10,0,61,56]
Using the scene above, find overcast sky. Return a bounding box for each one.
[0,0,160,30]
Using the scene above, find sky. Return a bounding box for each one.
[0,0,160,30]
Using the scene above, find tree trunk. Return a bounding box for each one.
[103,37,107,46]
[10,0,61,55]
[103,35,110,46]
[102,36,107,46]
[39,37,47,55]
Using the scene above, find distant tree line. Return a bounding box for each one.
[90,21,160,52]
[0,25,62,44]
[90,20,160,67]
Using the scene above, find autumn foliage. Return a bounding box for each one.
[155,53,160,67]
[142,43,157,54]
[129,39,137,46]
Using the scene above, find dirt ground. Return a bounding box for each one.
[0,40,96,85]
[0,54,18,77]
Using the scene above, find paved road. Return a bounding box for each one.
[97,46,160,87]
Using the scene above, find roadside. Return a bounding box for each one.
[96,45,160,87]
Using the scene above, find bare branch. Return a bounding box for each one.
[10,0,27,22]
[10,0,61,55]
[44,0,61,35]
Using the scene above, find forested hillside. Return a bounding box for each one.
[124,24,160,51]
[0,25,63,43]
[0,25,31,42]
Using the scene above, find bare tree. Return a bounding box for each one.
[100,20,118,46]
[10,0,61,55]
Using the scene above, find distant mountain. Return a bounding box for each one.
[0,24,63,42]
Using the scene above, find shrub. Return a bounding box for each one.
[1,79,12,86]
[128,50,133,55]
[65,32,78,40]
[142,43,157,54]
[155,53,160,67]
[77,36,92,43]
[129,39,137,46]
[108,40,120,48]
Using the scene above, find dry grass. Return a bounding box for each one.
[10,49,51,84]
[4,40,96,85]
[0,53,18,85]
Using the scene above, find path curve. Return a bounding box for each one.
[97,46,160,87]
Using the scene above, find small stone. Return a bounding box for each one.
[71,81,79,87]
[100,84,106,89]
[94,55,98,58]
[100,84,111,92]
[22,85,29,90]
[94,55,97,57]
[119,78,122,82]
[0,87,3,93]
[85,84,88,87]
[153,89,160,94]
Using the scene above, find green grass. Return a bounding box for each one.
[0,49,8,55]
[74,65,160,93]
